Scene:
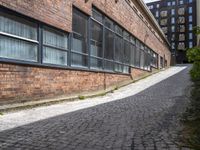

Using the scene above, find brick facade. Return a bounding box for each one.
[0,63,131,103]
[0,0,171,104]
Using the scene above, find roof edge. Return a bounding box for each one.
[135,0,171,48]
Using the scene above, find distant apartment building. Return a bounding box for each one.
[147,0,197,64]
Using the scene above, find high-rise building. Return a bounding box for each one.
[146,0,197,64]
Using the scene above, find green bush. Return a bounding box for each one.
[186,38,200,81]
[187,47,200,62]
[190,62,200,81]
[78,95,85,100]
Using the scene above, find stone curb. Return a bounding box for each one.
[0,69,163,113]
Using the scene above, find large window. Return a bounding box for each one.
[130,36,136,67]
[104,29,114,60]
[140,44,145,69]
[0,12,38,62]
[135,40,141,68]
[0,7,159,74]
[72,8,88,67]
[151,51,158,68]
[90,20,103,69]
[115,35,123,63]
[43,26,68,65]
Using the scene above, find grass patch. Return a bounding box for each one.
[78,95,85,100]
[114,86,119,90]
[0,112,3,116]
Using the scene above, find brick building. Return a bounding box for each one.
[146,0,197,64]
[0,0,171,104]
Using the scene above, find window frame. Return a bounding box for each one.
[0,6,159,75]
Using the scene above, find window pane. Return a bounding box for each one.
[104,60,113,71]
[135,40,140,67]
[90,57,102,70]
[123,66,129,73]
[140,50,145,69]
[43,27,68,49]
[105,17,114,30]
[43,46,67,65]
[123,31,130,41]
[115,25,123,35]
[90,20,103,57]
[130,44,136,66]
[92,8,103,23]
[72,34,87,53]
[72,8,88,55]
[104,29,114,60]
[72,9,88,37]
[114,63,123,73]
[71,53,88,67]
[115,35,123,63]
[123,40,130,64]
[0,35,37,61]
[0,12,37,40]
[130,36,135,44]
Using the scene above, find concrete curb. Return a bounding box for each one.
[0,68,163,113]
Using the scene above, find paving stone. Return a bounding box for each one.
[0,65,193,149]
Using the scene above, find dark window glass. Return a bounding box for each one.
[104,29,114,60]
[140,50,145,69]
[160,56,164,68]
[90,57,102,70]
[72,8,89,67]
[115,35,123,63]
[123,40,130,64]
[72,9,88,38]
[123,31,130,41]
[115,25,123,35]
[90,20,103,58]
[71,53,88,67]
[92,8,103,23]
[130,36,135,44]
[105,17,114,30]
[135,40,141,67]
[151,51,158,68]
[104,60,113,71]
[130,44,136,66]
[72,8,88,54]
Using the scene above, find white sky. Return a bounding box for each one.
[143,0,160,3]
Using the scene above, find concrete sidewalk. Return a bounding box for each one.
[0,65,188,132]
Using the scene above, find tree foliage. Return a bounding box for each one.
[187,26,200,81]
[187,47,200,62]
[193,26,200,35]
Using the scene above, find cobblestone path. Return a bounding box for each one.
[0,66,192,150]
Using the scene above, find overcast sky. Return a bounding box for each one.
[143,0,160,3]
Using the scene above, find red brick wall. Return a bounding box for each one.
[131,68,149,80]
[0,63,131,103]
